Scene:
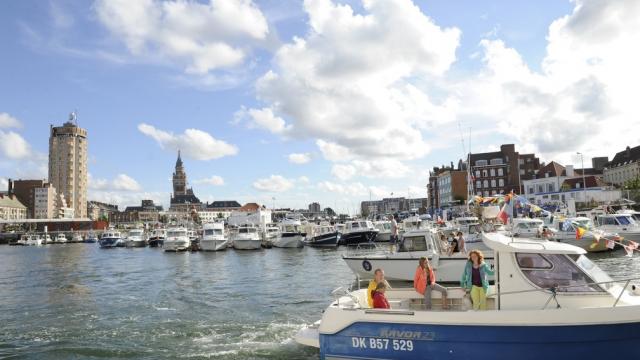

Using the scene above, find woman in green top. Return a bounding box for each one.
[460,250,494,310]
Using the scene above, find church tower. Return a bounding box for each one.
[172,150,187,196]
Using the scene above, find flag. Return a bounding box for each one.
[624,245,634,257]
[497,204,509,224]
[628,241,639,250]
[606,239,616,249]
[575,227,586,240]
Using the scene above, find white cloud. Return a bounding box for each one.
[331,164,357,181]
[88,190,166,209]
[249,0,460,162]
[0,113,21,128]
[194,175,225,186]
[331,159,410,180]
[317,181,368,196]
[0,130,32,160]
[94,0,270,75]
[138,123,238,160]
[316,139,353,162]
[288,152,312,164]
[297,175,310,184]
[0,177,8,191]
[89,173,142,191]
[234,106,290,134]
[252,174,294,192]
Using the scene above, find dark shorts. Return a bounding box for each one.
[390,235,399,244]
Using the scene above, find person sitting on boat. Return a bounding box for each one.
[439,234,450,252]
[414,257,448,310]
[448,236,459,256]
[460,250,494,310]
[372,282,391,309]
[367,268,391,308]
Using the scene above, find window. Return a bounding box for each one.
[516,253,603,292]
[519,169,525,175]
[499,179,504,187]
[476,180,482,189]
[483,191,489,197]
[518,159,524,165]
[490,158,504,165]
[475,170,480,178]
[528,187,534,194]
[498,168,504,176]
[483,180,489,188]
[491,179,496,187]
[476,160,488,166]
[402,236,429,251]
[490,169,495,177]
[537,185,544,193]
[482,170,488,177]
[616,216,632,225]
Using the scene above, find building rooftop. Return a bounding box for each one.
[535,161,565,178]
[0,194,27,209]
[206,200,242,209]
[609,145,640,168]
[170,194,202,205]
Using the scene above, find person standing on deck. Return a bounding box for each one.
[460,250,494,310]
[390,215,399,253]
[414,257,448,310]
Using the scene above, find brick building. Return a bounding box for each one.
[470,144,540,196]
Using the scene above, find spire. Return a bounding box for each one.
[176,150,183,168]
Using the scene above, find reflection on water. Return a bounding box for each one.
[0,244,636,359]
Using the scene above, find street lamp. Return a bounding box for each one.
[576,152,587,205]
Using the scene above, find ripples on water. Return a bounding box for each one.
[0,244,636,359]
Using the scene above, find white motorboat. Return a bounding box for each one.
[125,229,147,247]
[231,224,262,250]
[547,217,610,252]
[43,234,51,244]
[200,222,228,251]
[71,232,83,243]
[343,227,494,282]
[25,234,43,246]
[298,232,640,359]
[306,223,340,247]
[188,229,198,248]
[163,227,191,252]
[99,231,122,248]
[262,224,280,247]
[373,221,392,242]
[340,220,379,245]
[273,219,305,248]
[54,233,68,244]
[510,218,544,237]
[594,213,640,242]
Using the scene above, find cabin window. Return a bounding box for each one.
[352,223,360,228]
[616,216,632,225]
[402,236,429,251]
[516,253,603,292]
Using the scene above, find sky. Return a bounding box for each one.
[1,0,639,214]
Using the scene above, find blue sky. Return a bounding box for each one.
[0,0,638,213]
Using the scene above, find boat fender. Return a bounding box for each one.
[631,284,640,296]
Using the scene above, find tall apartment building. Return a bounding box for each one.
[427,160,466,210]
[48,115,88,218]
[469,144,540,196]
[437,170,468,206]
[33,183,73,219]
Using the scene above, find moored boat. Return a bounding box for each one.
[306,223,340,248]
[200,222,228,251]
[163,227,191,252]
[99,231,122,248]
[272,219,305,248]
[54,233,68,244]
[148,228,166,247]
[125,229,147,247]
[231,224,262,250]
[298,232,640,359]
[340,220,379,245]
[83,232,98,243]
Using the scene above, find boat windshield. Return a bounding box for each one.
[167,230,187,237]
[516,253,604,293]
[204,229,223,235]
[616,216,633,225]
[574,219,593,229]
[130,230,143,236]
[359,222,368,228]
[401,235,430,252]
[572,254,614,291]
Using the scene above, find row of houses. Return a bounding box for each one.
[426,144,640,212]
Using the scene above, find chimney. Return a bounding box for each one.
[626,146,631,158]
[8,178,12,194]
[565,165,574,177]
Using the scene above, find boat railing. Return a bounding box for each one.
[344,242,389,257]
[496,276,640,309]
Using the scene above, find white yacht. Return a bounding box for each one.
[262,224,280,247]
[343,227,494,282]
[200,222,228,251]
[594,213,640,242]
[43,234,52,245]
[273,219,305,248]
[163,227,191,252]
[25,234,43,246]
[54,233,68,244]
[125,229,147,247]
[71,232,83,243]
[231,224,262,250]
[99,230,122,248]
[297,232,640,359]
[547,216,610,252]
[510,218,544,237]
[373,221,392,242]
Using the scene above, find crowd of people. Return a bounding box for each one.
[367,250,493,311]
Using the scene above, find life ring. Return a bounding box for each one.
[362,260,372,272]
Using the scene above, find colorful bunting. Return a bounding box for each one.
[606,239,616,249]
[575,227,586,240]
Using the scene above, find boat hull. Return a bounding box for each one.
[340,230,378,245]
[307,232,340,247]
[148,238,164,247]
[319,320,640,360]
[126,239,147,248]
[163,239,191,252]
[273,233,305,248]
[200,239,229,251]
[99,238,120,248]
[343,253,494,282]
[232,239,262,250]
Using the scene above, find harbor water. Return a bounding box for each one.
[0,244,637,359]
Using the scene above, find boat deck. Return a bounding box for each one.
[349,287,496,312]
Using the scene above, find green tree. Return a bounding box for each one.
[624,176,640,190]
